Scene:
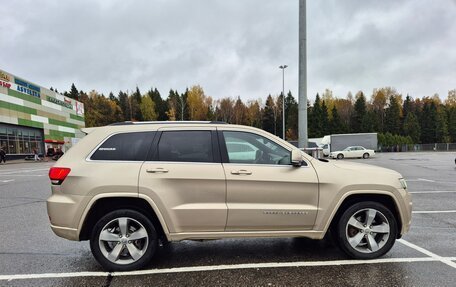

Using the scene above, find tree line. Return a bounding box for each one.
[61,84,456,144]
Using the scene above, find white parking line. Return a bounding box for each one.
[0,174,46,177]
[0,179,14,183]
[0,168,49,175]
[417,178,436,182]
[407,178,436,182]
[410,191,456,194]
[398,239,456,269]
[0,257,444,281]
[413,210,456,214]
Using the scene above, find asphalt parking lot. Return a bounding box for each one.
[0,152,455,286]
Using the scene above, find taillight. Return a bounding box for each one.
[49,167,71,185]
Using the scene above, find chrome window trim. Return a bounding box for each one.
[221,162,309,168]
[143,161,221,165]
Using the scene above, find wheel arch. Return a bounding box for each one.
[326,193,402,239]
[78,194,170,242]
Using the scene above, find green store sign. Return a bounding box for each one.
[46,96,73,109]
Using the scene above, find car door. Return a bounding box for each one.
[347,147,356,158]
[138,127,227,233]
[219,128,319,231]
[350,147,359,158]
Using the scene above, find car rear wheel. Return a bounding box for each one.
[335,201,397,259]
[337,153,344,159]
[90,209,158,271]
[363,153,369,159]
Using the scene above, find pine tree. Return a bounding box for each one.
[148,88,168,121]
[308,93,323,138]
[285,91,298,139]
[403,94,413,119]
[69,83,79,101]
[262,95,276,135]
[385,95,402,135]
[403,112,421,143]
[448,107,456,142]
[362,110,378,132]
[321,100,330,136]
[131,87,142,121]
[276,94,284,138]
[329,106,345,134]
[118,91,131,121]
[350,92,367,133]
[420,101,437,143]
[435,107,449,142]
[108,92,119,105]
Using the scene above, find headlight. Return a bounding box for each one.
[399,178,407,190]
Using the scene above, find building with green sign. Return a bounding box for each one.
[0,68,85,159]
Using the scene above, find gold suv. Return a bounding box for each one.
[47,122,412,271]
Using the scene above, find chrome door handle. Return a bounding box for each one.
[231,169,252,175]
[146,168,169,173]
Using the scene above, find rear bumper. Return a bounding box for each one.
[47,190,90,241]
[50,224,79,240]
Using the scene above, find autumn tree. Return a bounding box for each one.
[233,97,247,125]
[334,97,353,128]
[371,89,387,132]
[187,85,209,120]
[216,98,234,123]
[81,90,122,127]
[140,95,157,121]
[246,100,262,128]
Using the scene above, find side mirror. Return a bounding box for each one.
[291,149,302,167]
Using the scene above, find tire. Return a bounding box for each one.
[90,209,158,271]
[337,153,344,159]
[363,153,369,159]
[334,201,397,259]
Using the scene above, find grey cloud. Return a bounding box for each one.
[1,0,454,103]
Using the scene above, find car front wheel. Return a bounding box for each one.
[335,201,397,259]
[337,154,344,159]
[363,153,369,159]
[90,209,158,271]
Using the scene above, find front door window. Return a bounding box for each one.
[223,131,291,165]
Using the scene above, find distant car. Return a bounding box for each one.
[330,146,375,159]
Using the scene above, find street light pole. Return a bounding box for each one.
[279,65,288,140]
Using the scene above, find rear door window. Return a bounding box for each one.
[157,131,214,163]
[90,132,155,161]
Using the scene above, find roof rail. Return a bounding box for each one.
[108,121,226,126]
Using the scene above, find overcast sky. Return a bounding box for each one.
[1,0,455,103]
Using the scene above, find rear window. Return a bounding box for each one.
[157,131,214,163]
[90,132,155,161]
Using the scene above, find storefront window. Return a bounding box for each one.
[0,124,44,154]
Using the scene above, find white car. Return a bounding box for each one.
[330,146,375,159]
